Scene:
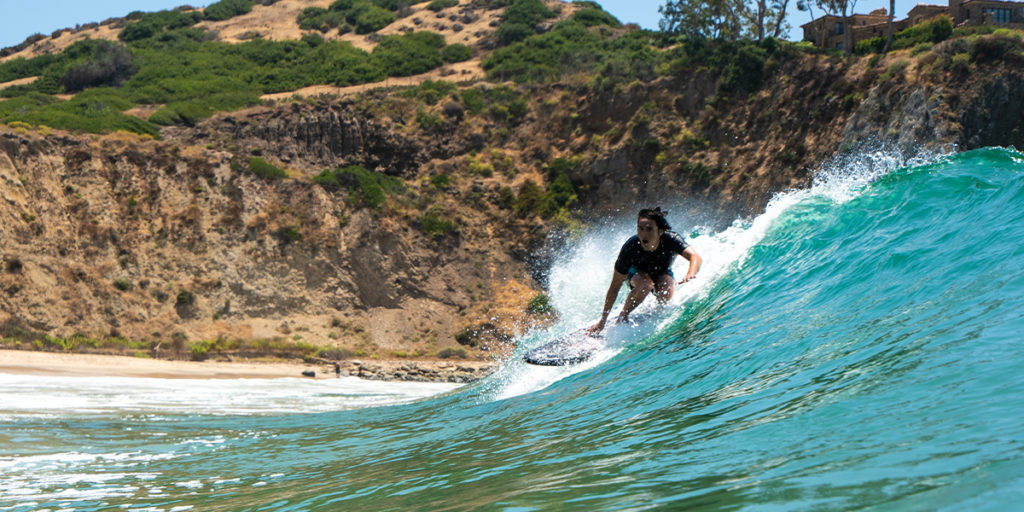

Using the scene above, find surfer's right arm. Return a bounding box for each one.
[589,271,629,334]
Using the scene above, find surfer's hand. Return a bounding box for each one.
[587,321,604,335]
[680,272,697,284]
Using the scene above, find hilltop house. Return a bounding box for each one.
[802,0,1024,49]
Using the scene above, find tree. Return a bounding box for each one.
[747,0,792,40]
[883,0,895,52]
[659,0,789,41]
[658,0,745,40]
[59,41,137,92]
[796,0,824,45]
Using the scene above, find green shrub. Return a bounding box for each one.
[401,79,456,105]
[953,25,999,38]
[949,52,971,73]
[367,0,409,9]
[547,155,581,177]
[497,186,515,209]
[314,165,402,208]
[717,43,767,96]
[0,54,60,83]
[205,0,254,21]
[301,33,325,47]
[248,156,288,179]
[420,208,457,237]
[467,156,494,177]
[504,0,554,26]
[572,7,621,27]
[854,37,885,55]
[427,0,459,11]
[515,179,545,217]
[0,89,160,138]
[430,173,451,189]
[842,91,865,111]
[494,0,557,46]
[497,23,535,46]
[527,293,555,314]
[485,19,660,84]
[459,87,486,114]
[149,90,260,126]
[119,9,203,41]
[147,108,179,125]
[59,41,137,92]
[416,109,443,129]
[349,2,397,34]
[189,340,209,360]
[298,7,347,31]
[442,43,472,63]
[910,42,933,56]
[970,34,1024,63]
[279,226,302,241]
[542,171,577,215]
[857,16,953,55]
[437,347,467,358]
[880,59,909,83]
[372,31,445,76]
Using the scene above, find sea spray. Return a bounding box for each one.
[0,373,461,417]
[487,146,935,401]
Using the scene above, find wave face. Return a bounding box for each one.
[3,148,1024,510]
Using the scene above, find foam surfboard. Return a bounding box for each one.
[523,328,603,366]
[523,310,660,366]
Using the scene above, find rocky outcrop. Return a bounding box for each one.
[959,71,1024,150]
[330,359,494,383]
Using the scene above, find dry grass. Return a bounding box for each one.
[1,24,122,63]
[262,60,485,100]
[2,0,581,102]
[0,76,39,91]
[196,0,332,43]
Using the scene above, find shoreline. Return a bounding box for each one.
[0,349,495,383]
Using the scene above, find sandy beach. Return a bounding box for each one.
[0,350,495,382]
[0,350,331,380]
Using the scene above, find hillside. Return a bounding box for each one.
[1,1,1024,368]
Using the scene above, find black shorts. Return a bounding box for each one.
[626,267,674,288]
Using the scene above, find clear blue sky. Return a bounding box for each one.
[0,0,210,49]
[0,0,929,50]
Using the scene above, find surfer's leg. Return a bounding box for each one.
[620,273,654,321]
[653,273,675,303]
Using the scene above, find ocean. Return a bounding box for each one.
[2,147,1023,511]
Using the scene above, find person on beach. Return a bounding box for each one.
[587,207,702,335]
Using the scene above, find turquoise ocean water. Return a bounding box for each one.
[2,147,1024,510]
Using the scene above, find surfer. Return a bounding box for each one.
[587,207,701,335]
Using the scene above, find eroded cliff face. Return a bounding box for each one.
[1,46,1021,356]
[0,129,543,357]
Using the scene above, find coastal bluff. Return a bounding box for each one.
[2,23,1023,375]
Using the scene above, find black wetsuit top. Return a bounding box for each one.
[613,231,690,278]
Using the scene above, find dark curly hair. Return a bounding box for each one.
[638,207,671,231]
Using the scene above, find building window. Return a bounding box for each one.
[836,22,845,34]
[985,7,1011,23]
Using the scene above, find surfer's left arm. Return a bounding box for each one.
[679,247,701,283]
